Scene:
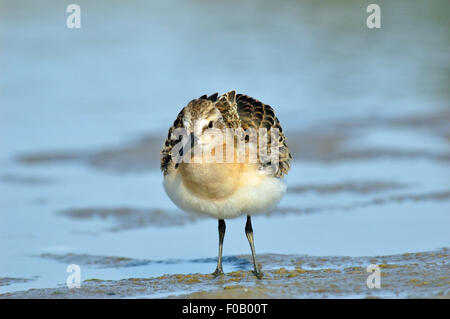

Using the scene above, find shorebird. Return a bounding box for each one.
[161,91,291,278]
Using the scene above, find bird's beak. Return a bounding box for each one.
[190,132,198,147]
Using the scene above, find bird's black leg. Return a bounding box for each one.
[245,215,263,279]
[212,219,225,276]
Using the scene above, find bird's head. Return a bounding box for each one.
[182,98,225,148]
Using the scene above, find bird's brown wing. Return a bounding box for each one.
[235,93,292,177]
[215,91,292,177]
[160,108,184,176]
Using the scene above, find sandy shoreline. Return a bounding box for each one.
[1,249,448,299]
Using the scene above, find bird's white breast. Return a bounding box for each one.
[163,163,286,219]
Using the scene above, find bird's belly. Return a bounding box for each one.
[178,163,242,200]
[163,163,286,219]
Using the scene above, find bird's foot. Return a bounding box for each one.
[212,268,224,277]
[252,270,264,279]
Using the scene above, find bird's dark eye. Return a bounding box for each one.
[208,121,214,128]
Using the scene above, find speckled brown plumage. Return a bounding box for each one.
[160,91,292,177]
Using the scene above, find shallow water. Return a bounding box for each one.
[0,0,449,297]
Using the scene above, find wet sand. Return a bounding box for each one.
[0,277,35,287]
[1,249,448,298]
[58,207,203,231]
[52,188,450,232]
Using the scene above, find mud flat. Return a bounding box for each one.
[1,249,448,299]
[0,278,35,287]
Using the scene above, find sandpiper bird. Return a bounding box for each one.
[161,91,291,278]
